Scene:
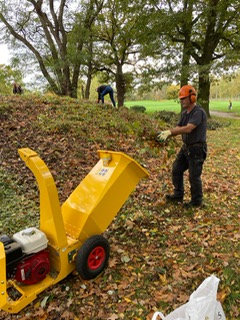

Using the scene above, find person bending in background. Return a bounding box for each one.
[157,85,207,208]
[96,85,116,107]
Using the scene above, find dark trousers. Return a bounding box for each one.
[172,143,207,204]
[101,86,116,107]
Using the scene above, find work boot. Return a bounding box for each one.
[165,194,183,203]
[183,201,203,208]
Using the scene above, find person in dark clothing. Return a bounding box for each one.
[157,85,207,207]
[228,100,232,111]
[96,85,116,107]
[13,82,23,94]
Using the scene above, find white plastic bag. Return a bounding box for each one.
[186,274,225,320]
[152,303,187,320]
[152,275,226,320]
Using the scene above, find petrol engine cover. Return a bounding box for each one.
[13,227,48,254]
[15,250,50,285]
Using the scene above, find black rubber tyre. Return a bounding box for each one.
[76,235,110,280]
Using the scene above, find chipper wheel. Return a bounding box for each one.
[76,235,110,280]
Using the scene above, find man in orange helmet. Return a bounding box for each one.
[157,84,207,207]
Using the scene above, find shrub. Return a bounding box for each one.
[130,105,146,113]
[152,110,179,125]
[207,119,230,130]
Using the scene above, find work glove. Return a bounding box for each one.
[156,130,172,142]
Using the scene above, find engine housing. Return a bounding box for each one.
[14,250,50,284]
[0,228,50,285]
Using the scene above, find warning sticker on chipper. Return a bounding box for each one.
[96,168,109,176]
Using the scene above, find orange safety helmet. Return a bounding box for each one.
[178,85,197,103]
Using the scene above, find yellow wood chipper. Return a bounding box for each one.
[0,148,149,314]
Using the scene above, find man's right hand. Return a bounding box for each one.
[156,130,172,142]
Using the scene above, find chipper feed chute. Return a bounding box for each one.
[61,150,149,241]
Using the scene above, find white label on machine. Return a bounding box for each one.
[21,269,26,281]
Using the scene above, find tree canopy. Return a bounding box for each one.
[0,0,103,98]
[1,0,240,112]
[139,0,240,115]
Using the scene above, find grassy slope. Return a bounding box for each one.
[0,95,239,319]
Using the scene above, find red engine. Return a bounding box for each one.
[1,228,50,285]
[14,250,50,285]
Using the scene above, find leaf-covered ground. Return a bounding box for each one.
[0,95,239,319]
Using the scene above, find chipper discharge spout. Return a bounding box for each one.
[0,148,149,314]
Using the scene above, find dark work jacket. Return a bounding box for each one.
[178,105,207,145]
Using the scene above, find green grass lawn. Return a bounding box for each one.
[125,99,240,115]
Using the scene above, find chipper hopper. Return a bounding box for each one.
[0,148,149,313]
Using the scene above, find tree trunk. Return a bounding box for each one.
[85,40,94,100]
[180,39,191,111]
[197,65,211,118]
[180,39,191,87]
[85,72,92,100]
[115,64,125,107]
[81,84,85,99]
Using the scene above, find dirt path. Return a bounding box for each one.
[210,110,240,119]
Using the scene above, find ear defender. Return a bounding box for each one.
[189,89,196,103]
[190,93,196,103]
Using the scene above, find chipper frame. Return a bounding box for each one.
[0,148,149,313]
